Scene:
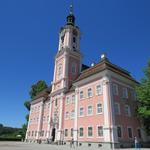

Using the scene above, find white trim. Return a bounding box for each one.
[87,88,93,98]
[87,126,94,138]
[78,126,84,138]
[124,104,131,117]
[79,107,84,117]
[96,125,104,138]
[95,83,103,96]
[114,102,121,115]
[117,125,123,139]
[87,105,93,116]
[96,102,103,114]
[127,126,133,139]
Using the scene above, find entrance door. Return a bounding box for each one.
[51,128,56,142]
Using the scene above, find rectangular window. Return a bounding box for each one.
[65,112,69,119]
[98,126,103,137]
[72,95,75,103]
[65,129,68,137]
[97,103,102,114]
[79,107,84,116]
[114,103,120,115]
[122,87,128,98]
[71,128,73,137]
[125,105,131,116]
[80,91,84,99]
[128,127,133,138]
[70,110,75,119]
[117,126,122,138]
[96,85,102,95]
[88,127,93,137]
[88,88,92,97]
[79,127,84,137]
[87,106,93,115]
[66,97,70,104]
[113,84,118,95]
[137,129,141,139]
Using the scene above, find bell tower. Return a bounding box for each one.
[52,5,82,92]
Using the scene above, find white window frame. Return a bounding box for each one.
[72,95,75,104]
[65,96,70,105]
[64,129,68,137]
[96,84,102,95]
[97,103,103,114]
[79,107,84,117]
[125,105,131,117]
[97,125,104,137]
[127,127,133,139]
[87,126,93,138]
[79,127,84,137]
[122,87,128,99]
[113,83,119,95]
[87,105,93,116]
[80,91,84,100]
[70,110,75,119]
[117,125,122,138]
[87,88,93,98]
[65,112,69,120]
[114,103,121,115]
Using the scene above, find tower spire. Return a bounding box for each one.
[69,3,73,15]
[67,2,75,26]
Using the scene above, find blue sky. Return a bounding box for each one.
[0,0,150,128]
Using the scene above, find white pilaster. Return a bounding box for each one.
[73,87,79,143]
[56,94,64,142]
[47,97,52,139]
[103,76,111,142]
[36,100,44,139]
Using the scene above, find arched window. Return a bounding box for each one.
[58,64,62,78]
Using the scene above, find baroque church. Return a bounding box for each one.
[25,5,148,149]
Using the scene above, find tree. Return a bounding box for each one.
[136,59,150,135]
[29,80,48,99]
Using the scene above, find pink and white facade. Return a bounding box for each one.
[25,7,148,148]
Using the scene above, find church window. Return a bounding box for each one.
[73,37,76,43]
[58,64,62,78]
[71,63,76,74]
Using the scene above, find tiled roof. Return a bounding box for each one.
[75,58,138,83]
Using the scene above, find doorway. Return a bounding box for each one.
[51,128,56,142]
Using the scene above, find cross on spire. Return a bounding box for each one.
[69,3,73,15]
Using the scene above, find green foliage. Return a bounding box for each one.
[24,101,30,111]
[29,80,48,99]
[136,59,150,135]
[0,124,22,140]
